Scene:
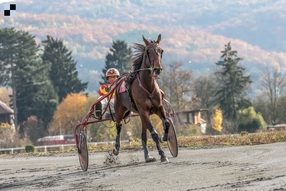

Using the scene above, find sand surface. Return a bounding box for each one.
[1,142,286,190]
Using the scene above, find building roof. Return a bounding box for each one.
[175,109,209,114]
[0,101,14,114]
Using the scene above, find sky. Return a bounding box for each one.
[0,0,14,3]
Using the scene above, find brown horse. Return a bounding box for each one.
[113,34,170,162]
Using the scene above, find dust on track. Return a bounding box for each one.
[1,143,286,190]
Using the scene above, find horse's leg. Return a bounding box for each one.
[140,118,156,162]
[140,112,168,163]
[150,129,168,162]
[113,95,126,156]
[156,105,170,142]
[113,122,122,155]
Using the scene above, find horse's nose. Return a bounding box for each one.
[154,68,162,75]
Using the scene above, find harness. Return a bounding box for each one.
[125,42,163,114]
[125,72,138,112]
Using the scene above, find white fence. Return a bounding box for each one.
[0,140,129,154]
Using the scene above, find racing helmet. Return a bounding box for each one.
[106,68,120,79]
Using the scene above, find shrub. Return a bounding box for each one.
[181,124,201,136]
[237,107,267,133]
[240,131,249,136]
[25,144,35,153]
[0,123,15,133]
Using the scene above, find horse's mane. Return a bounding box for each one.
[131,43,145,71]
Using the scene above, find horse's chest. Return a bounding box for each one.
[131,90,159,109]
[142,92,161,109]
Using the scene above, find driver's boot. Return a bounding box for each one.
[95,102,102,120]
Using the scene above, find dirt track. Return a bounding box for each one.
[1,142,286,191]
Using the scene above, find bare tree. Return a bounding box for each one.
[253,95,271,124]
[192,74,216,109]
[260,68,286,124]
[192,74,217,129]
[159,61,193,111]
[277,95,286,123]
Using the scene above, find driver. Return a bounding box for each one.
[95,68,120,119]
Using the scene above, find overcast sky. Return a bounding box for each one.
[0,0,14,2]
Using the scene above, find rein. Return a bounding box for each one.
[137,76,156,98]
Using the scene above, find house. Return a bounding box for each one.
[173,109,208,124]
[173,109,209,133]
[267,124,286,131]
[0,101,14,125]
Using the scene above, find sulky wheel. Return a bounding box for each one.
[78,131,89,171]
[166,118,178,157]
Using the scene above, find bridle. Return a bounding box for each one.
[135,42,164,112]
[136,42,163,77]
[147,42,163,75]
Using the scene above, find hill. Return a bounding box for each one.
[1,0,286,93]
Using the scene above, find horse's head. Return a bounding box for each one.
[142,34,164,77]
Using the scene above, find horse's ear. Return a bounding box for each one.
[156,34,161,44]
[142,35,149,46]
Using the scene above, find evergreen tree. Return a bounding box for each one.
[214,42,252,119]
[0,28,58,132]
[100,40,132,84]
[0,27,20,128]
[41,35,88,102]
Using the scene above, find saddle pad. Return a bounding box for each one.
[119,81,127,93]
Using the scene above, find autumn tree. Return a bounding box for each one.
[213,109,223,132]
[50,93,88,135]
[214,42,252,120]
[41,35,88,102]
[158,61,193,111]
[0,88,11,105]
[100,40,132,84]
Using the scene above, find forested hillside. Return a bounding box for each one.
[1,0,286,92]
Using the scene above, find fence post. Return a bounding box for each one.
[11,148,13,154]
[61,145,64,152]
[45,146,47,153]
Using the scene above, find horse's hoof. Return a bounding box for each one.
[113,148,119,156]
[161,156,169,163]
[146,156,156,163]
